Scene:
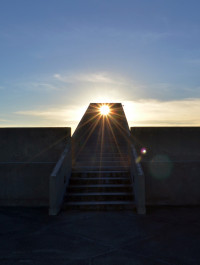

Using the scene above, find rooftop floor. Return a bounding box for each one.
[0,207,199,265]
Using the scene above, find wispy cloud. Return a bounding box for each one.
[9,67,200,106]
[53,72,125,85]
[14,71,127,95]
[13,98,200,133]
[20,82,59,91]
[124,98,200,127]
[14,104,88,132]
[53,71,200,102]
[52,71,132,104]
[15,107,83,121]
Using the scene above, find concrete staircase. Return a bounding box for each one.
[63,103,135,210]
[63,152,134,210]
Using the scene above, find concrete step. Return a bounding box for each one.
[75,157,129,162]
[76,157,130,162]
[70,177,131,185]
[79,140,128,144]
[71,171,130,177]
[73,166,130,171]
[63,200,135,210]
[78,149,127,154]
[74,161,130,167]
[68,184,132,193]
[69,184,131,188]
[67,192,133,201]
[79,140,127,143]
[76,153,129,158]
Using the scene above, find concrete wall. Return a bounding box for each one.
[0,164,52,206]
[49,143,72,215]
[131,127,200,205]
[131,127,200,160]
[0,128,71,207]
[0,128,70,162]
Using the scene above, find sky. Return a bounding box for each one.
[0,0,200,132]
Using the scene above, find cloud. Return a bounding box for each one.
[13,98,200,134]
[53,71,200,102]
[15,71,127,96]
[14,104,88,132]
[123,98,200,127]
[15,108,77,120]
[53,72,125,85]
[23,82,59,91]
[52,71,132,104]
[12,70,200,107]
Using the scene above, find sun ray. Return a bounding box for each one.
[73,113,102,161]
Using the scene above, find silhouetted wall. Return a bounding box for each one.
[0,164,52,206]
[131,127,200,205]
[0,128,71,206]
[0,128,70,162]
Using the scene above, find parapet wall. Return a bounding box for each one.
[131,127,200,160]
[0,128,71,207]
[0,128,70,162]
[131,127,200,205]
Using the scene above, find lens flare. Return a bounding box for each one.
[136,156,142,163]
[100,105,110,115]
[141,147,147,155]
[149,154,173,179]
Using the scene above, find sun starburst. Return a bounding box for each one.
[100,105,110,115]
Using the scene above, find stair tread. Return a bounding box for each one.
[72,167,129,173]
[76,157,129,159]
[76,157,129,160]
[75,164,130,167]
[69,184,131,188]
[71,177,130,180]
[68,192,132,196]
[66,200,134,205]
[74,165,129,167]
[75,161,129,163]
[78,152,129,154]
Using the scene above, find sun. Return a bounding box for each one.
[100,105,110,115]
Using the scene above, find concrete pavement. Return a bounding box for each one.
[0,207,199,264]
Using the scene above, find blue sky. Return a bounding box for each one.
[0,0,200,131]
